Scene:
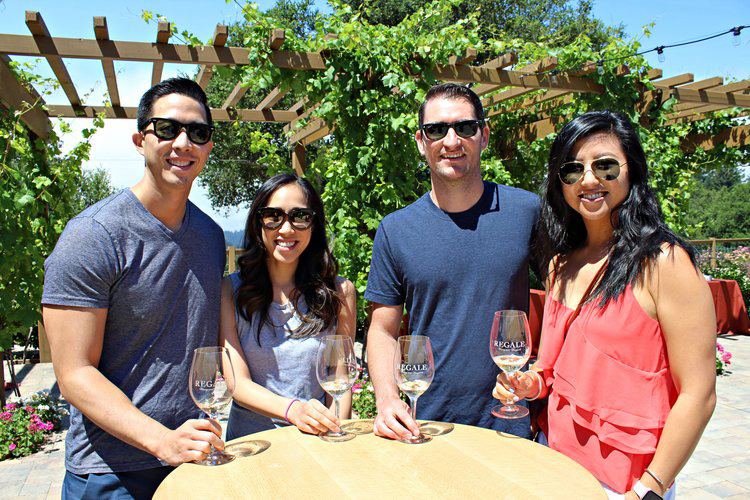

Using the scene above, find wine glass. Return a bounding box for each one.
[316,335,358,442]
[489,310,532,419]
[189,346,236,465]
[393,335,435,444]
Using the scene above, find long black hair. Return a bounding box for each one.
[235,173,341,343]
[536,110,697,305]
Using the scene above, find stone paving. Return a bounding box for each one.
[2,335,750,499]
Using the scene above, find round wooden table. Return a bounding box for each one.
[154,421,605,499]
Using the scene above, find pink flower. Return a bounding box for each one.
[6,403,17,410]
[352,383,362,391]
[0,411,11,421]
[716,342,725,353]
[8,443,16,451]
[722,352,732,364]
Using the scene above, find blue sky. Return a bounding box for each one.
[1,0,748,230]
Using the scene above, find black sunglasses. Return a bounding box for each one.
[258,207,315,230]
[142,118,214,145]
[420,120,484,141]
[559,158,624,185]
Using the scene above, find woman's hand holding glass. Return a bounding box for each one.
[285,398,342,435]
[493,370,541,402]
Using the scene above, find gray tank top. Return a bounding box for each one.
[226,272,331,439]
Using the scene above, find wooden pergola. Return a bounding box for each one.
[1,10,749,175]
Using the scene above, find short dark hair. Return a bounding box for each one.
[136,77,212,131]
[418,83,484,127]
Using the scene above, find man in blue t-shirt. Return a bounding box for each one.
[42,78,226,498]
[365,83,539,439]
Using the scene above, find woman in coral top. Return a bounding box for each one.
[494,111,716,499]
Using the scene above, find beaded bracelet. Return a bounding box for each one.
[524,371,544,401]
[284,399,300,423]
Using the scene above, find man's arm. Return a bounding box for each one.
[367,303,421,440]
[43,304,223,466]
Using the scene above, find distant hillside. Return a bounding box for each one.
[224,230,245,248]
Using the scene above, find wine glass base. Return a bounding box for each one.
[193,451,235,466]
[491,404,530,419]
[397,433,432,444]
[318,430,356,442]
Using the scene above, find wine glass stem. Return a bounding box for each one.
[410,396,419,423]
[334,397,341,420]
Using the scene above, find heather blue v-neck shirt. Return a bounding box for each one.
[42,189,225,473]
[365,181,539,436]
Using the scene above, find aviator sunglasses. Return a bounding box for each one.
[142,118,214,145]
[420,119,484,141]
[558,158,625,185]
[258,207,316,230]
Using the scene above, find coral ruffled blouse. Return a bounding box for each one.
[536,285,677,493]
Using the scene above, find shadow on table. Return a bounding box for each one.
[225,440,271,458]
[341,420,374,435]
[420,422,454,436]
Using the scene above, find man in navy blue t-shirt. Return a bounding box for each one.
[365,83,539,438]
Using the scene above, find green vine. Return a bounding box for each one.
[0,61,103,350]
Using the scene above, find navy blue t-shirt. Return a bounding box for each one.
[365,181,539,435]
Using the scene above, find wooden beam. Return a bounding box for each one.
[434,64,602,94]
[0,34,327,70]
[288,98,308,113]
[269,29,285,50]
[301,126,330,145]
[474,56,554,96]
[222,81,249,109]
[0,56,51,138]
[151,21,171,86]
[514,116,568,142]
[292,143,305,175]
[482,87,537,108]
[46,105,299,122]
[666,109,749,126]
[678,76,724,90]
[448,48,478,66]
[672,80,749,112]
[25,11,81,107]
[670,87,750,108]
[93,17,120,107]
[682,124,750,152]
[196,24,228,89]
[283,102,318,134]
[289,118,326,144]
[488,90,572,117]
[256,86,290,110]
[483,52,518,69]
[651,73,694,89]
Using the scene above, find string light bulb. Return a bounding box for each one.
[550,70,559,85]
[596,61,604,75]
[732,27,742,47]
[656,46,665,63]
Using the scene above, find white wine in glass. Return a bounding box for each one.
[489,310,532,419]
[189,346,236,465]
[394,335,434,444]
[316,335,358,442]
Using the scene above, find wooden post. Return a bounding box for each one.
[711,239,717,268]
[38,320,52,363]
[227,246,237,274]
[0,350,5,408]
[292,144,306,175]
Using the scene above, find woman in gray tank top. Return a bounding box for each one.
[220,174,357,440]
